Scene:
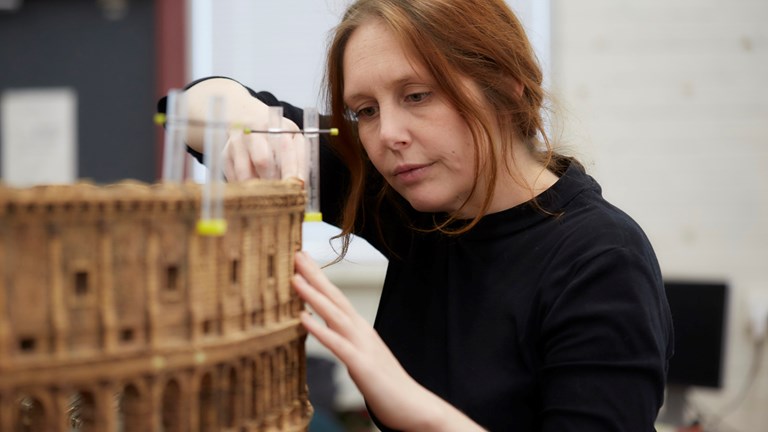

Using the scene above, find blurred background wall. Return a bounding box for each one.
[549,1,767,431]
[0,0,161,183]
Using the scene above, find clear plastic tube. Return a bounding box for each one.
[162,89,188,183]
[197,95,228,236]
[302,107,322,222]
[267,106,284,180]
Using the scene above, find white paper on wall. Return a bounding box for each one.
[1,88,77,186]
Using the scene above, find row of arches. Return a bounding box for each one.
[3,201,304,362]
[1,341,309,432]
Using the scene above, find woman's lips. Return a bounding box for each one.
[393,163,434,184]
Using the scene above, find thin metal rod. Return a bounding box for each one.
[154,113,338,135]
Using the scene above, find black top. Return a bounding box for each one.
[162,77,673,431]
[360,163,673,432]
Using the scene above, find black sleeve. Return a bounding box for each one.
[539,245,672,431]
[156,76,350,229]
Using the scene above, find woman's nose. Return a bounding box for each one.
[378,105,410,150]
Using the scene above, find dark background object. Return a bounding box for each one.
[0,0,154,183]
[664,280,728,389]
[0,0,185,183]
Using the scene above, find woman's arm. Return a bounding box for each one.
[539,245,672,431]
[183,77,306,181]
[182,77,272,155]
[158,77,352,227]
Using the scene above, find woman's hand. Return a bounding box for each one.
[291,251,485,432]
[222,119,306,182]
[184,77,306,182]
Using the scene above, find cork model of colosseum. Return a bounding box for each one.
[0,179,312,431]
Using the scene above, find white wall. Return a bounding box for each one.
[550,1,768,430]
[189,0,347,107]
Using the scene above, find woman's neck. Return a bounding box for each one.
[458,144,559,219]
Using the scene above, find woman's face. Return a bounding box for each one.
[342,19,484,217]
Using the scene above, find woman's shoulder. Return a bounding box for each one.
[567,192,651,252]
[527,165,662,293]
[551,163,652,250]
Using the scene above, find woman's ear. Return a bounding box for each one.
[513,79,524,98]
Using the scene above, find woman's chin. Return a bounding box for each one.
[404,197,450,214]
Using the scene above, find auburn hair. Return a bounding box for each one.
[323,0,566,259]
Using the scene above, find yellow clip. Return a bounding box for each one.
[154,113,167,125]
[304,212,323,223]
[330,128,339,136]
[196,219,228,236]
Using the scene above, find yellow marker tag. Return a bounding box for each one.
[196,219,228,236]
[304,212,323,223]
[154,112,167,125]
[330,128,339,136]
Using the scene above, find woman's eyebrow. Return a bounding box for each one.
[344,74,428,104]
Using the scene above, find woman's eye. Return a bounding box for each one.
[406,92,431,103]
[356,106,378,118]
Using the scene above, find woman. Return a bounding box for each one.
[173,1,673,430]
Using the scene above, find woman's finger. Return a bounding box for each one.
[226,129,256,181]
[292,273,356,334]
[224,148,236,182]
[273,118,305,181]
[279,132,305,181]
[294,252,358,316]
[247,133,277,179]
[300,311,361,367]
